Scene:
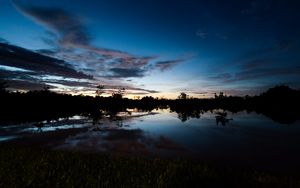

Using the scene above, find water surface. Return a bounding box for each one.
[1,109,300,172]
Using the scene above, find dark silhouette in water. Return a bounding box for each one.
[34,122,44,132]
[1,83,300,125]
[171,109,202,122]
[214,110,233,126]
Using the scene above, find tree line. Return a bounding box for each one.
[1,83,300,124]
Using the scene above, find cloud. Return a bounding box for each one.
[3,79,54,91]
[0,67,160,95]
[0,37,9,44]
[204,37,300,95]
[155,59,184,71]
[233,40,300,68]
[239,59,272,70]
[0,43,92,79]
[0,42,159,94]
[13,1,89,47]
[123,86,159,94]
[240,1,269,16]
[208,37,300,89]
[9,1,188,95]
[109,68,146,78]
[12,1,188,81]
[0,68,36,80]
[234,67,300,81]
[0,43,94,91]
[90,84,159,94]
[210,66,300,84]
[196,29,207,39]
[13,1,154,63]
[209,73,232,80]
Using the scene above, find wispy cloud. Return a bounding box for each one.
[155,59,185,72]
[204,37,300,95]
[209,73,232,80]
[240,1,269,16]
[233,67,300,82]
[0,42,160,95]
[0,43,91,79]
[108,68,146,78]
[12,1,187,81]
[0,37,9,44]
[196,29,207,40]
[13,1,89,47]
[6,1,192,95]
[209,63,300,84]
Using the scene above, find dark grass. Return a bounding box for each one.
[0,147,299,187]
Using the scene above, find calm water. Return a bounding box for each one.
[1,109,300,172]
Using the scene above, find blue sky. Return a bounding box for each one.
[1,0,300,98]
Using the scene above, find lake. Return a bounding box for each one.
[1,108,300,173]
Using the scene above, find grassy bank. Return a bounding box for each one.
[0,147,299,187]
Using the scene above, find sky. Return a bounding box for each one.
[1,0,300,98]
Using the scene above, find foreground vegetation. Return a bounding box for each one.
[0,147,299,187]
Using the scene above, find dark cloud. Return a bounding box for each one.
[237,39,300,65]
[0,68,95,92]
[0,42,96,92]
[208,37,300,88]
[90,84,159,94]
[0,66,158,95]
[14,2,152,77]
[13,1,186,80]
[234,67,300,82]
[13,2,89,46]
[9,1,188,95]
[35,49,57,55]
[211,66,300,84]
[0,37,9,44]
[0,43,92,79]
[155,59,184,71]
[13,1,152,60]
[109,68,146,78]
[0,68,56,91]
[196,29,207,39]
[125,87,159,94]
[4,79,54,91]
[241,1,269,15]
[240,59,272,70]
[0,68,35,80]
[209,73,232,80]
[193,91,209,95]
[112,56,155,69]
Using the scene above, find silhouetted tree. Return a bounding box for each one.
[43,86,51,92]
[96,85,105,96]
[215,92,225,99]
[0,82,8,94]
[0,85,300,125]
[178,92,188,99]
[112,88,125,99]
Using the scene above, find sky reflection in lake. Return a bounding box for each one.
[1,109,300,171]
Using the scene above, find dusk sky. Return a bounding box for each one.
[1,0,300,98]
